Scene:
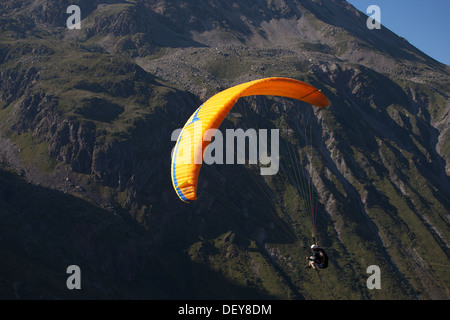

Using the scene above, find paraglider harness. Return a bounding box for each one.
[308,247,328,269]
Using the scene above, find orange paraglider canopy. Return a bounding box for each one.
[171,77,329,203]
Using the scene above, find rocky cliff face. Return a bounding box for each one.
[0,0,449,299]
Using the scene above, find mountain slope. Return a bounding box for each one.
[0,0,449,299]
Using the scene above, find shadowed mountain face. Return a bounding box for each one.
[0,0,449,299]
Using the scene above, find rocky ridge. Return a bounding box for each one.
[0,0,448,299]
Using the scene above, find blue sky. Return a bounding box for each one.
[346,0,450,65]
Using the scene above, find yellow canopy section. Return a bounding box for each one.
[171,77,329,203]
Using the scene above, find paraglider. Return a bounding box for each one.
[306,244,329,273]
[171,77,329,203]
